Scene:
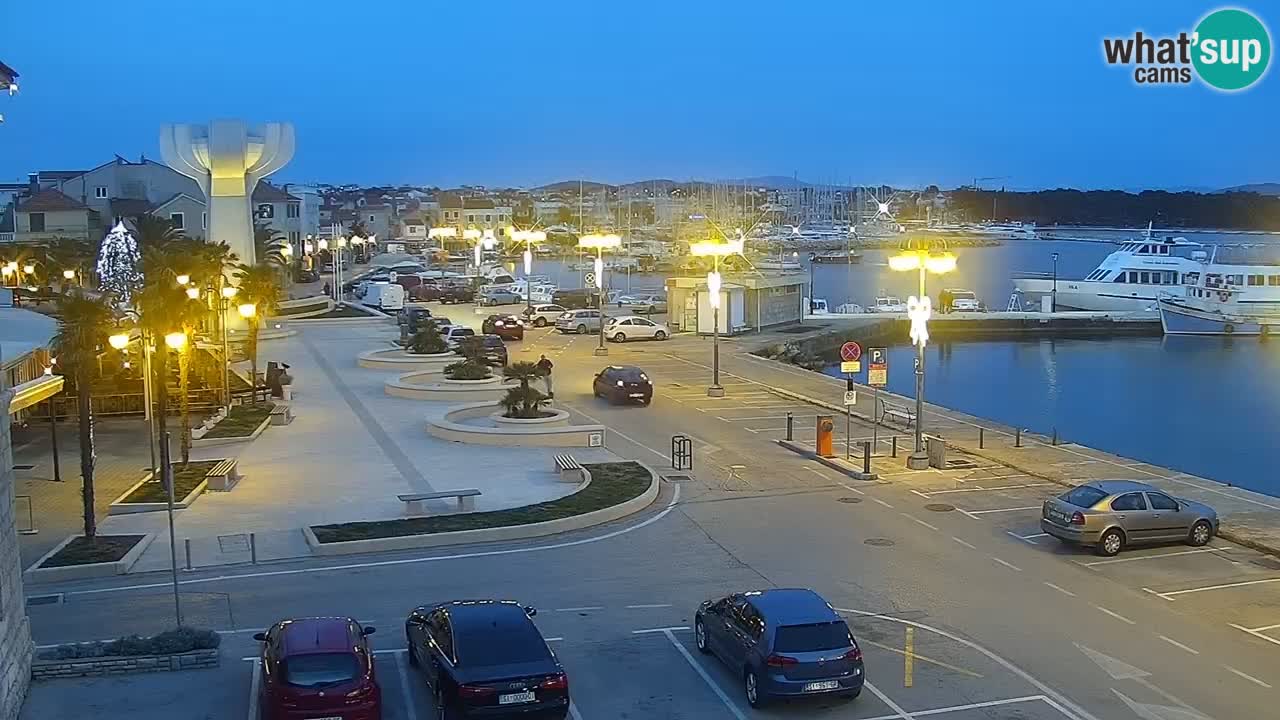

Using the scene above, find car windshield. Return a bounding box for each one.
[454,328,475,337]
[458,619,550,667]
[773,621,853,653]
[283,653,359,687]
[1060,486,1109,508]
[616,368,647,381]
[483,337,503,347]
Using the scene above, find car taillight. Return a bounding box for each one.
[1071,511,1086,525]
[843,646,863,662]
[766,654,798,667]
[540,673,569,691]
[459,684,497,699]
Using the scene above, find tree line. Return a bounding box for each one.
[943,189,1280,230]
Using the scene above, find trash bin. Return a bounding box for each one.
[926,435,946,469]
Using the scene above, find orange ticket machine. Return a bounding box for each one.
[816,414,835,458]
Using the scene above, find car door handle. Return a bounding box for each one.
[1116,514,1126,519]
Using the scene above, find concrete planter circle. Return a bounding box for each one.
[385,374,516,401]
[490,408,571,428]
[358,348,460,370]
[428,401,606,447]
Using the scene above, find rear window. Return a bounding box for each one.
[283,653,358,687]
[458,619,550,667]
[616,368,647,381]
[773,621,854,653]
[1060,486,1108,508]
[454,328,475,337]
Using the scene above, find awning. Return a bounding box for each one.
[8,375,65,414]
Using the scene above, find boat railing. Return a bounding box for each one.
[1011,271,1054,280]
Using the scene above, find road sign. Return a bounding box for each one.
[840,342,862,362]
[584,271,597,287]
[868,347,888,387]
[843,390,857,406]
[840,361,861,374]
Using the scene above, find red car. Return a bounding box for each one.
[255,617,381,720]
[482,314,525,340]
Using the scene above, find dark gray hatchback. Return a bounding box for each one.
[695,588,864,707]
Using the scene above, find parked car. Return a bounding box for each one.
[695,588,864,707]
[946,289,981,312]
[616,293,667,314]
[551,288,601,310]
[520,304,568,328]
[592,365,653,405]
[254,617,382,720]
[482,314,525,341]
[606,316,670,342]
[555,309,604,335]
[477,335,510,366]
[410,283,443,302]
[1040,480,1218,557]
[400,306,434,334]
[438,284,476,304]
[405,600,569,720]
[871,297,907,313]
[441,325,476,349]
[478,287,522,307]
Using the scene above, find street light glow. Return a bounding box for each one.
[578,233,622,250]
[707,270,722,309]
[62,269,76,280]
[429,227,458,239]
[222,286,239,299]
[689,238,743,257]
[164,332,187,351]
[186,287,200,299]
[108,333,130,350]
[175,274,190,285]
[238,303,257,318]
[23,264,35,275]
[462,228,482,241]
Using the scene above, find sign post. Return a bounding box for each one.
[839,342,862,459]
[839,341,862,375]
[868,347,888,454]
[844,380,857,459]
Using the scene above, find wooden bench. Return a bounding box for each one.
[205,459,241,492]
[398,489,481,515]
[230,386,272,404]
[553,454,587,483]
[269,404,295,426]
[879,398,916,428]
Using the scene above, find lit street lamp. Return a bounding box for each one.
[463,228,484,269]
[220,285,238,410]
[511,229,546,312]
[578,233,622,356]
[888,243,956,470]
[690,235,745,397]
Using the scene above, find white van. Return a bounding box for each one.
[362,282,406,311]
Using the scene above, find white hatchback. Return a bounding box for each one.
[606,316,670,342]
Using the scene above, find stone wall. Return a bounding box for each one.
[31,649,219,680]
[0,389,34,719]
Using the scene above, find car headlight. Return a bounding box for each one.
[616,380,624,387]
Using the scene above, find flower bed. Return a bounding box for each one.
[34,627,221,679]
[118,461,220,504]
[200,403,273,439]
[37,535,146,568]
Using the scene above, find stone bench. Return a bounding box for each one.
[269,404,294,426]
[553,454,587,483]
[879,398,916,428]
[206,458,241,491]
[398,489,481,515]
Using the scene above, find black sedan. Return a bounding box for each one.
[406,600,569,720]
[482,314,525,341]
[477,335,509,366]
[592,366,653,405]
[438,284,476,304]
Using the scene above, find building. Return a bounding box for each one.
[664,272,808,335]
[12,189,93,244]
[438,194,512,229]
[282,184,321,240]
[251,182,302,245]
[354,204,393,239]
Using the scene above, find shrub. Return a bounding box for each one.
[455,335,486,362]
[444,359,492,380]
[499,385,549,419]
[408,324,447,354]
[39,627,221,661]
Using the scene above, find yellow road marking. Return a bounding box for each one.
[861,639,984,679]
[905,627,914,687]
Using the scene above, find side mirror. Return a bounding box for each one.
[524,606,537,618]
[362,626,376,636]
[253,632,267,642]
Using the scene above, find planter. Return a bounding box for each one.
[359,348,459,370]
[428,401,606,447]
[491,407,571,428]
[32,649,219,679]
[191,415,270,447]
[107,463,222,515]
[387,375,515,402]
[23,534,157,584]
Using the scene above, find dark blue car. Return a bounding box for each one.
[695,588,864,707]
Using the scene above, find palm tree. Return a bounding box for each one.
[253,226,290,268]
[52,291,116,538]
[234,263,281,399]
[47,235,95,289]
[131,214,185,252]
[500,361,548,419]
[135,282,204,461]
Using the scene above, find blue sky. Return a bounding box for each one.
[2,0,1276,190]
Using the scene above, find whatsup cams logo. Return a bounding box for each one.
[1103,7,1271,90]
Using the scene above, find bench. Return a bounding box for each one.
[398,489,482,515]
[553,454,587,483]
[269,404,295,426]
[205,459,241,492]
[230,386,272,404]
[879,398,916,428]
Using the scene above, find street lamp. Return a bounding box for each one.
[1051,252,1059,313]
[175,274,190,286]
[108,332,129,350]
[689,235,744,397]
[888,242,957,470]
[238,303,257,319]
[219,285,238,410]
[578,233,622,356]
[164,332,186,351]
[463,228,483,269]
[512,229,546,312]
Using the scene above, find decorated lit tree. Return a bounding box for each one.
[96,221,143,304]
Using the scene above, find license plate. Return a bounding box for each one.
[803,680,840,692]
[629,393,646,398]
[499,691,536,705]
[307,717,342,720]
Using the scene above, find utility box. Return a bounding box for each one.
[816,415,835,458]
[926,435,947,469]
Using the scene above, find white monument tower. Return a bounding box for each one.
[159,120,295,266]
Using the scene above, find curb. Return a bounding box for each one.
[302,462,660,556]
[23,533,158,584]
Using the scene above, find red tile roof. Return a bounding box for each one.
[17,189,87,212]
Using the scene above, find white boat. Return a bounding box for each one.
[1013,229,1210,311]
[833,303,865,314]
[756,258,804,271]
[1158,265,1280,335]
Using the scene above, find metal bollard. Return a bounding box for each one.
[184,539,192,570]
[892,436,898,457]
[862,442,871,475]
[785,412,794,441]
[250,532,258,564]
[1015,428,1022,448]
[979,428,984,449]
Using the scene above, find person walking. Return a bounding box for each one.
[536,354,555,399]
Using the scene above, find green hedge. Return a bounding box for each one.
[39,627,221,660]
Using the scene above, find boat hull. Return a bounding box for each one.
[1158,299,1277,336]
[1014,278,1161,312]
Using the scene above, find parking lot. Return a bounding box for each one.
[23,609,1092,720]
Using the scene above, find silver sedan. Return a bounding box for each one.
[1041,479,1218,557]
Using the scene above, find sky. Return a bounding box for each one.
[1,0,1277,191]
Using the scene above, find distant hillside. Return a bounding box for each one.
[1219,182,1280,196]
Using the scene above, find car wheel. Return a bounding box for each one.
[1188,520,1213,547]
[654,330,667,341]
[577,324,588,334]
[745,668,764,708]
[1097,528,1125,557]
[695,619,709,654]
[534,317,547,327]
[613,332,626,342]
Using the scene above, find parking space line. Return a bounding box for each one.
[860,695,1056,720]
[1145,576,1280,599]
[872,498,895,509]
[395,648,421,720]
[626,603,673,609]
[861,639,984,679]
[1078,547,1226,567]
[569,702,586,720]
[555,606,604,612]
[991,557,1022,572]
[632,626,690,634]
[952,537,977,550]
[1044,582,1077,597]
[902,513,939,531]
[865,681,917,719]
[1229,623,1280,648]
[1093,606,1135,625]
[1159,635,1200,655]
[966,506,1042,515]
[660,629,748,720]
[1224,665,1272,689]
[1006,531,1046,544]
[921,483,1052,496]
[247,659,261,720]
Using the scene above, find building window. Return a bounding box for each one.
[1227,274,1243,286]
[1248,274,1264,286]
[170,212,184,229]
[369,214,375,223]
[287,203,300,219]
[95,186,108,199]
[29,212,46,232]
[1269,275,1280,286]
[202,212,207,230]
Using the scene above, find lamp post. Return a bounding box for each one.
[1051,252,1059,313]
[888,244,956,470]
[463,228,483,270]
[690,235,745,397]
[512,229,546,312]
[578,233,621,356]
[220,285,238,410]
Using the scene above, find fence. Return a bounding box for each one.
[26,388,223,420]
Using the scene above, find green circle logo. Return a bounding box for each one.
[1193,8,1271,90]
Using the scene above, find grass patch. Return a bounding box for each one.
[311,461,651,543]
[203,403,273,439]
[120,461,221,504]
[40,535,146,568]
[312,304,377,318]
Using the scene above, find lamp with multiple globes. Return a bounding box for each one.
[688,236,743,397]
[577,234,622,355]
